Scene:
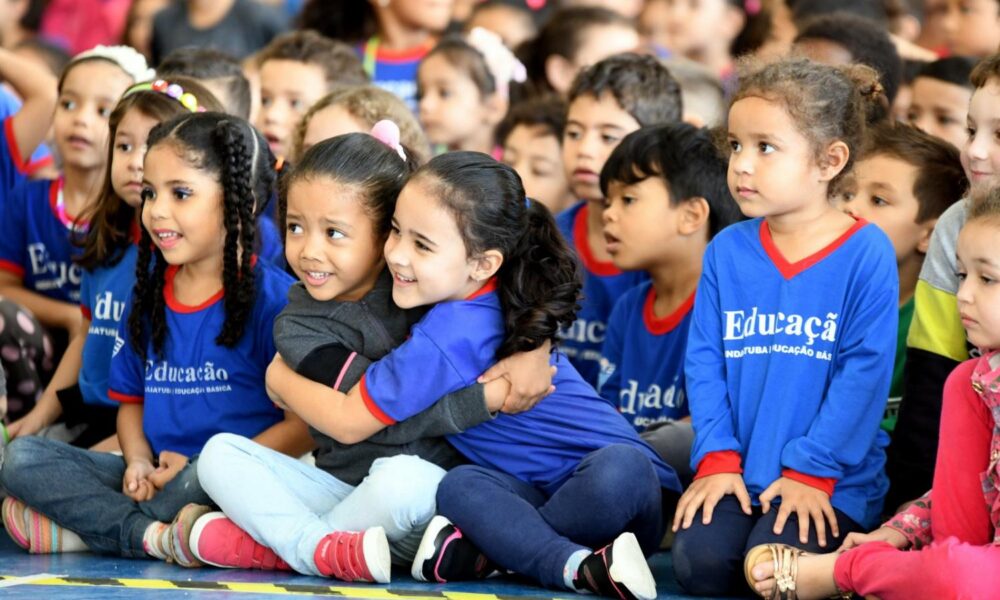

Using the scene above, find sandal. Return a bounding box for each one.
[743,544,851,600]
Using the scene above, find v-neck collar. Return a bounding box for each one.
[759,217,866,280]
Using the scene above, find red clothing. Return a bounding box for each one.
[40,0,130,55]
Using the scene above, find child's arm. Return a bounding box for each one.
[250,409,314,457]
[117,403,157,502]
[475,340,555,413]
[0,47,57,173]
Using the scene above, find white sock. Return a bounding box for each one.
[58,528,87,553]
[563,548,591,590]
[142,522,171,560]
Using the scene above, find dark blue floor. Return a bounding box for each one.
[0,533,749,599]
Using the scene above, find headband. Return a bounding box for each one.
[124,80,207,113]
[466,27,527,100]
[70,44,154,83]
[371,120,407,162]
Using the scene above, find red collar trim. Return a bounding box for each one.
[573,204,621,277]
[466,277,498,301]
[643,287,695,335]
[130,220,142,244]
[760,217,866,280]
[373,39,435,62]
[164,265,225,313]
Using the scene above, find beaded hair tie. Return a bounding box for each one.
[124,80,207,113]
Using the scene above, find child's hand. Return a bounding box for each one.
[672,473,752,531]
[840,526,909,551]
[759,476,840,547]
[147,450,189,490]
[122,458,157,502]
[478,341,556,414]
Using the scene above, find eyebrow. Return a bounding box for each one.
[391,218,437,247]
[976,257,999,268]
[320,217,353,230]
[730,130,787,145]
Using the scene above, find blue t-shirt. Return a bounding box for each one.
[108,260,294,457]
[686,218,897,528]
[0,179,83,303]
[79,243,138,408]
[359,39,433,112]
[359,281,681,495]
[555,201,646,387]
[0,87,55,194]
[599,281,693,430]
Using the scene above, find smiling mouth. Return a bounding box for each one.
[303,270,331,285]
[393,272,416,285]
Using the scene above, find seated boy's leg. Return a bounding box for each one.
[671,496,757,596]
[641,420,694,486]
[324,454,446,565]
[747,504,862,554]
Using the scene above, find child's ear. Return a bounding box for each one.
[483,92,509,127]
[678,197,711,236]
[818,141,850,182]
[472,249,504,281]
[917,217,938,255]
[545,55,577,96]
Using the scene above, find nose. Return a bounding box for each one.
[956,276,973,306]
[384,234,407,269]
[263,100,286,126]
[602,200,617,224]
[967,130,989,161]
[128,148,144,174]
[730,150,753,175]
[301,230,323,261]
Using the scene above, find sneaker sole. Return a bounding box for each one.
[364,526,392,584]
[410,515,453,582]
[607,533,657,600]
[188,511,230,568]
[171,504,214,568]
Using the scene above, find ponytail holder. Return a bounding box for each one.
[525,197,531,209]
[744,0,761,15]
[371,119,407,162]
[466,27,527,100]
[124,79,206,113]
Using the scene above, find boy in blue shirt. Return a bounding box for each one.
[555,52,683,387]
[598,123,743,484]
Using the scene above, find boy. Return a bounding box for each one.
[906,56,977,149]
[659,0,744,79]
[939,0,1000,57]
[254,30,368,160]
[598,123,742,483]
[497,97,574,215]
[886,53,1000,511]
[555,52,682,387]
[158,47,253,120]
[841,123,967,431]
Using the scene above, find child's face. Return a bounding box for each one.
[384,177,481,309]
[639,0,672,49]
[962,79,1000,189]
[111,108,161,209]
[727,96,834,220]
[300,104,367,157]
[284,176,385,303]
[141,144,225,270]
[550,24,640,96]
[256,59,327,159]
[603,176,692,271]
[387,0,454,34]
[942,0,1000,57]
[843,154,932,264]
[908,77,972,150]
[956,219,1000,349]
[466,6,535,50]
[563,92,641,202]
[417,54,496,148]
[54,60,133,171]
[501,124,572,215]
[661,0,739,58]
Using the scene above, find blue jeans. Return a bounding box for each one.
[0,436,212,557]
[197,433,446,575]
[671,495,863,596]
[436,444,667,590]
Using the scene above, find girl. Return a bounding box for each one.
[417,27,525,156]
[291,85,430,165]
[745,187,1000,600]
[670,57,899,597]
[264,151,681,599]
[190,125,551,581]
[0,112,310,562]
[5,78,223,447]
[296,0,454,111]
[0,45,149,421]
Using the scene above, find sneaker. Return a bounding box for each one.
[573,532,657,600]
[314,527,391,584]
[167,503,214,568]
[411,515,498,583]
[188,511,291,571]
[2,496,86,554]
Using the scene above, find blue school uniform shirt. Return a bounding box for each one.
[107,260,294,457]
[0,89,55,199]
[555,201,646,387]
[359,38,434,112]
[0,179,83,303]
[79,243,138,408]
[599,281,693,430]
[359,280,681,495]
[686,217,897,529]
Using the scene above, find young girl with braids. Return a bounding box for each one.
[0,112,310,563]
[6,77,223,448]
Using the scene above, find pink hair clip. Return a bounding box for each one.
[371,120,407,162]
[745,0,762,16]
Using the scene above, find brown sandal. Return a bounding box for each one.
[743,544,851,600]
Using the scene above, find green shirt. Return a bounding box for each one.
[882,297,915,432]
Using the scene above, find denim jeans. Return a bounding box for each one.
[196,433,446,575]
[436,444,667,590]
[0,436,212,557]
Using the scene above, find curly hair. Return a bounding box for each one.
[256,30,368,91]
[415,152,581,359]
[568,53,683,127]
[129,112,275,358]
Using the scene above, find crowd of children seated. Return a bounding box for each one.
[0,0,998,598]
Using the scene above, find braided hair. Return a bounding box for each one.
[129,112,275,359]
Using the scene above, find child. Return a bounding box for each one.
[496,96,574,215]
[842,123,966,431]
[598,123,743,484]
[291,85,430,165]
[262,152,682,599]
[0,112,309,561]
[121,0,170,61]
[940,0,1000,57]
[296,0,453,111]
[745,186,1000,600]
[464,0,537,51]
[149,0,287,64]
[663,57,728,128]
[516,6,638,98]
[417,28,525,156]
[906,56,977,149]
[556,53,683,387]
[885,53,1000,511]
[671,57,898,597]
[0,45,148,420]
[659,0,746,82]
[254,30,369,161]
[158,47,253,120]
[189,128,551,580]
[5,78,223,447]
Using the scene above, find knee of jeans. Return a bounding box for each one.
[0,437,48,496]
[367,455,446,521]
[587,445,657,493]
[671,531,737,596]
[197,433,250,484]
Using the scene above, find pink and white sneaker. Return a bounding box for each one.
[313,527,391,584]
[188,512,291,571]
